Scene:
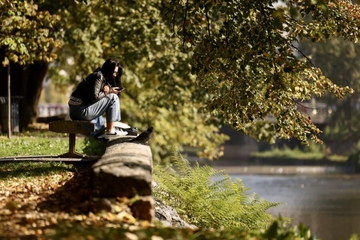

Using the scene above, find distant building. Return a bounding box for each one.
[38,104,68,118]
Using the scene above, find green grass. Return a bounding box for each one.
[0,161,73,180]
[252,147,324,160]
[0,133,106,157]
[252,144,347,162]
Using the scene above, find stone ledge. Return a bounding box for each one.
[91,137,154,222]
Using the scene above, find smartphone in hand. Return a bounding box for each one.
[113,87,125,92]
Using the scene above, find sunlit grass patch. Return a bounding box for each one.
[252,146,324,160]
[251,143,347,162]
[0,135,105,157]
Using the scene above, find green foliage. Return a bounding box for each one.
[160,0,355,145]
[0,0,63,65]
[47,219,319,240]
[82,137,106,156]
[261,219,319,240]
[3,0,360,163]
[153,152,280,230]
[43,0,229,163]
[299,36,360,152]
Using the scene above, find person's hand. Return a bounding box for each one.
[103,85,110,94]
[111,87,125,94]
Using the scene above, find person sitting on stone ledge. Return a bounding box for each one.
[68,58,127,139]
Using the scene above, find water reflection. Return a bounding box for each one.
[229,173,360,240]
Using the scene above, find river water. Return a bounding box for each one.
[224,171,360,240]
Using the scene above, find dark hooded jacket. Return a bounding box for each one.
[70,67,122,105]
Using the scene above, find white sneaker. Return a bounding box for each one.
[98,129,128,139]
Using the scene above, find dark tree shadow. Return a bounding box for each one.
[37,165,96,213]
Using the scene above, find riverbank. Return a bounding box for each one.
[213,165,357,175]
[210,156,359,175]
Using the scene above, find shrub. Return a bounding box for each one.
[153,152,280,230]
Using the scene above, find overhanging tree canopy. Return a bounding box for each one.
[299,36,360,153]
[160,0,357,144]
[0,1,62,64]
[1,0,360,162]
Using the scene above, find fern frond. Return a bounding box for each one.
[153,151,282,230]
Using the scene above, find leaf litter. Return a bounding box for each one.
[0,164,147,238]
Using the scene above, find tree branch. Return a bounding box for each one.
[291,43,316,67]
[182,0,189,51]
[205,4,211,40]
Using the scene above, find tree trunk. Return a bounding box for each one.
[22,62,49,127]
[0,47,48,132]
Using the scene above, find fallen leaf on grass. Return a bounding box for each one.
[0,166,145,238]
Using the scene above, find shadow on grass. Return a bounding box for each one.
[82,137,107,156]
[0,162,75,180]
[37,166,95,213]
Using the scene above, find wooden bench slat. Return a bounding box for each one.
[49,120,96,158]
[49,120,95,135]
